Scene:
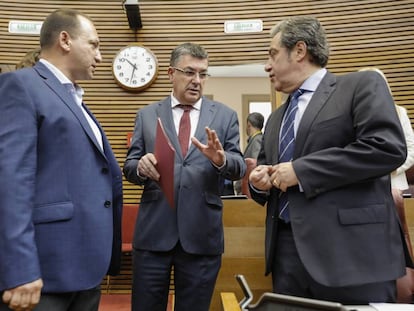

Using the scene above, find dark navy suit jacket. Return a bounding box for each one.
[0,62,123,292]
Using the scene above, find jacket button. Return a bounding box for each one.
[104,201,111,208]
[102,167,109,174]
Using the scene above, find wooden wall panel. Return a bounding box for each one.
[0,0,413,203]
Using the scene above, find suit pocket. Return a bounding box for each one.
[33,202,74,224]
[140,189,161,203]
[205,192,223,209]
[338,204,387,225]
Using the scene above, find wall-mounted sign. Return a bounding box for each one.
[8,21,43,35]
[224,19,263,34]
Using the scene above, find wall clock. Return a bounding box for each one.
[112,44,158,92]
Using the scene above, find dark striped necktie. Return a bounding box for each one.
[278,89,306,222]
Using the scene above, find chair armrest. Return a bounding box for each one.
[221,292,241,311]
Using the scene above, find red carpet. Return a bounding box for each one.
[99,294,131,311]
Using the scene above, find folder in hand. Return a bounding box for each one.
[154,118,175,208]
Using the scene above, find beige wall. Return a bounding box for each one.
[205,76,270,149]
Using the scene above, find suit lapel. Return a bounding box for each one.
[34,63,104,157]
[269,104,286,164]
[156,98,181,157]
[82,103,107,157]
[294,72,336,157]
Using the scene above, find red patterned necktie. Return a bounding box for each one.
[177,105,193,156]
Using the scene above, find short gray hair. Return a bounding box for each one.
[170,42,208,66]
[270,16,329,67]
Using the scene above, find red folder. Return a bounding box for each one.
[154,118,175,208]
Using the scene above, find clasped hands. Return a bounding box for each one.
[249,162,298,192]
[137,127,225,180]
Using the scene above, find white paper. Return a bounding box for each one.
[369,303,414,311]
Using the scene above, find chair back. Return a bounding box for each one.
[392,189,414,303]
[122,204,139,251]
[241,158,257,198]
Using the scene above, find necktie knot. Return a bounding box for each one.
[291,88,305,101]
[177,104,193,112]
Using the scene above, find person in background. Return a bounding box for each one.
[15,47,41,69]
[123,42,245,311]
[234,112,264,195]
[249,15,412,304]
[359,66,414,303]
[244,112,264,159]
[359,67,414,196]
[0,9,123,311]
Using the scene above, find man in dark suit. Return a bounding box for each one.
[249,16,412,304]
[123,42,245,311]
[0,9,123,311]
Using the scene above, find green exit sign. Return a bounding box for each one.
[9,20,43,35]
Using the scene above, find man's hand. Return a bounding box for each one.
[191,127,225,167]
[249,165,273,191]
[2,278,43,311]
[270,162,298,192]
[137,153,160,181]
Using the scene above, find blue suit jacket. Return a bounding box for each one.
[0,62,123,293]
[123,97,246,255]
[251,70,411,287]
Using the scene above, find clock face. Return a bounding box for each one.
[112,45,158,91]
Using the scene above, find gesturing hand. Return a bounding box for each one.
[191,127,225,167]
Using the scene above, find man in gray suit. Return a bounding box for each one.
[123,42,245,311]
[249,16,412,304]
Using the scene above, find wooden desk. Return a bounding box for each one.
[404,198,414,254]
[210,198,272,311]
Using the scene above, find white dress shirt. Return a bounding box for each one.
[39,59,103,151]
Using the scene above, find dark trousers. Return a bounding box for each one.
[0,286,100,311]
[132,242,221,311]
[272,222,397,304]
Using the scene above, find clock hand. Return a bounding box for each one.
[125,58,138,70]
[130,66,136,82]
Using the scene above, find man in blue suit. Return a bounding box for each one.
[123,43,246,311]
[249,16,411,304]
[0,9,123,311]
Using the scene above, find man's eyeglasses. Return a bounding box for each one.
[171,67,210,80]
